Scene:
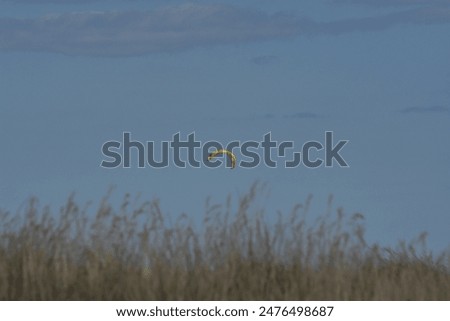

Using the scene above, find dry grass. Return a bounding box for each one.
[0,183,448,300]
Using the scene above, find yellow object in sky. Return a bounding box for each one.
[208,149,236,169]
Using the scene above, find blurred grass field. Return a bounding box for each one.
[0,183,448,300]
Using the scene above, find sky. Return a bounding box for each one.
[1,0,449,253]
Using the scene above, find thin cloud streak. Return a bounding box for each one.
[400,105,450,114]
[1,0,102,3]
[1,4,450,57]
[316,6,450,35]
[331,0,450,7]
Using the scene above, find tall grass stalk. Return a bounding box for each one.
[0,183,448,300]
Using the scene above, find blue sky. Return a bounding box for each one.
[1,0,449,252]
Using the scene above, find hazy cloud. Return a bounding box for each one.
[1,4,450,57]
[251,55,279,65]
[5,0,449,6]
[400,105,450,114]
[0,4,307,56]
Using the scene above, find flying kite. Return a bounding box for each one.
[208,149,236,169]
